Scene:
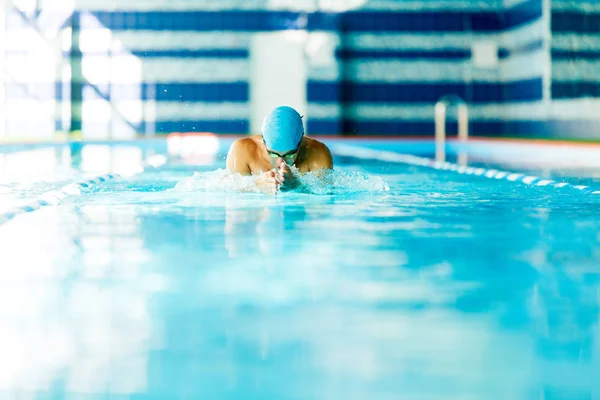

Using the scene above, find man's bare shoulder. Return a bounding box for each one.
[303,136,333,170]
[304,137,331,156]
[304,136,329,151]
[227,136,262,173]
[230,135,261,152]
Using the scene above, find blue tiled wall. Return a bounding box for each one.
[7,0,585,139]
[551,1,600,99]
[306,0,546,136]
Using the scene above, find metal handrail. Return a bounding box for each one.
[434,95,469,165]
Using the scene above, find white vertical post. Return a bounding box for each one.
[457,103,469,166]
[435,96,469,165]
[144,83,156,137]
[249,31,308,135]
[435,102,447,162]
[542,0,552,103]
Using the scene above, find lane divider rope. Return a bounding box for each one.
[0,173,122,226]
[0,153,168,226]
[332,144,600,195]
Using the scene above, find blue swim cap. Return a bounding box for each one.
[261,106,304,153]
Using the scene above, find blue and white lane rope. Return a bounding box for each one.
[332,144,600,195]
[0,154,169,226]
[0,173,121,226]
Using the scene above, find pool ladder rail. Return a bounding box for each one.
[434,95,469,166]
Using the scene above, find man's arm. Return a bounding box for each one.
[278,142,333,186]
[226,139,251,175]
[277,159,299,191]
[226,139,279,195]
[308,142,333,172]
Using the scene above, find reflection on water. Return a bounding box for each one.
[0,161,600,398]
[0,205,157,396]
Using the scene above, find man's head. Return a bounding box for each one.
[261,106,304,166]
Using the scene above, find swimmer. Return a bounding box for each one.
[226,105,333,195]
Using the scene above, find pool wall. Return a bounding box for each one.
[5,0,595,141]
[3,0,600,142]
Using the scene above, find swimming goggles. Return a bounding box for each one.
[263,137,303,161]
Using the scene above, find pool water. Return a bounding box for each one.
[1,143,600,399]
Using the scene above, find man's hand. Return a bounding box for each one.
[254,170,279,196]
[276,158,298,191]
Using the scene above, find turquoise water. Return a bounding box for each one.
[1,142,600,399]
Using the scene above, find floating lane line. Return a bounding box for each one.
[332,144,600,195]
[0,154,168,226]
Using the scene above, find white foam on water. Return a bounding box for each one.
[298,169,390,195]
[174,169,260,193]
[173,168,390,195]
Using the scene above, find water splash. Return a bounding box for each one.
[298,169,390,195]
[174,170,260,193]
[173,169,389,195]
